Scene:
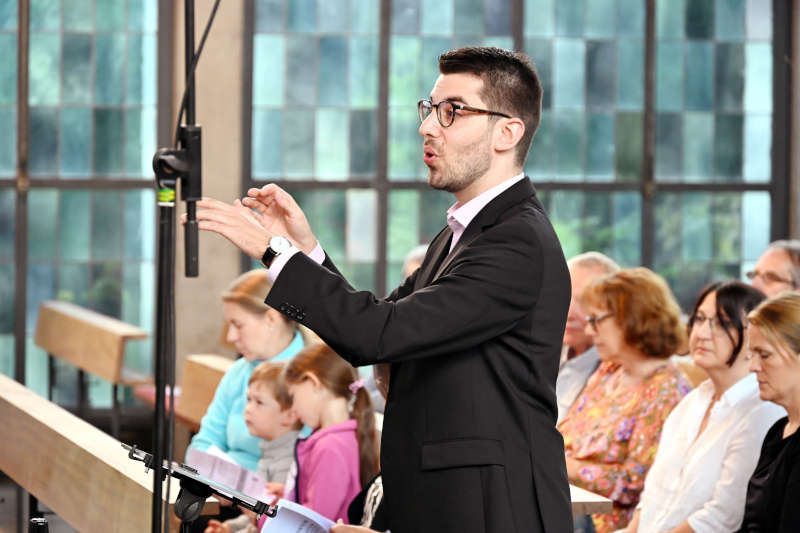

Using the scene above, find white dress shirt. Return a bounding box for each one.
[636,373,785,533]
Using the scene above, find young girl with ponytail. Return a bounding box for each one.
[278,343,379,523]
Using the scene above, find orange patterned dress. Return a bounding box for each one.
[557,360,691,533]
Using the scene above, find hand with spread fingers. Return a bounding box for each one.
[192,197,273,259]
[242,184,317,254]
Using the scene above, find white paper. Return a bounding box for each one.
[261,499,334,533]
[185,447,271,501]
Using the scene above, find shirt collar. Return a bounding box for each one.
[698,372,759,407]
[446,173,526,233]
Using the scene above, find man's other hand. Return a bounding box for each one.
[192,197,271,259]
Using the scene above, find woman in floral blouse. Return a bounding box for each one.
[557,267,692,533]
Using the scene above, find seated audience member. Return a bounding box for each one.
[206,361,303,533]
[558,268,691,533]
[736,292,800,532]
[260,343,379,525]
[557,251,620,423]
[188,270,307,471]
[746,240,800,297]
[626,281,784,533]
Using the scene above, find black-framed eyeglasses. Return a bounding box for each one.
[688,313,729,334]
[586,312,613,332]
[417,98,511,128]
[745,269,794,287]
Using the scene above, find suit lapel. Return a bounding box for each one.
[415,226,453,288]
[432,177,536,281]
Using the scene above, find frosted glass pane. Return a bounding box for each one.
[60,107,91,176]
[255,0,283,32]
[745,0,771,40]
[525,109,553,178]
[59,190,90,260]
[453,0,482,35]
[656,0,684,38]
[553,39,584,109]
[93,109,124,175]
[586,41,615,108]
[319,37,347,106]
[390,37,421,106]
[0,190,13,259]
[126,34,157,106]
[28,190,57,260]
[613,192,642,265]
[125,107,156,177]
[288,0,316,32]
[0,34,17,104]
[393,0,419,34]
[0,0,17,30]
[252,108,282,178]
[615,111,642,181]
[656,42,683,111]
[617,40,643,109]
[686,0,713,39]
[283,109,314,178]
[524,0,554,37]
[685,42,713,110]
[388,106,423,180]
[556,0,583,37]
[741,192,770,261]
[0,107,16,175]
[88,261,121,317]
[585,0,615,38]
[485,0,511,36]
[95,34,126,105]
[388,190,420,262]
[655,112,682,181]
[421,0,453,35]
[128,0,158,32]
[29,33,60,105]
[286,36,316,105]
[743,114,770,183]
[586,112,614,181]
[715,0,745,41]
[31,0,60,30]
[351,0,379,34]
[349,110,377,176]
[318,0,348,32]
[617,0,644,36]
[346,190,376,261]
[253,35,285,107]
[315,108,349,179]
[62,34,92,104]
[713,114,742,180]
[124,190,155,261]
[682,112,713,182]
[96,0,125,30]
[62,0,92,31]
[553,110,583,179]
[349,37,378,107]
[28,107,58,176]
[681,193,712,261]
[744,43,771,113]
[715,43,744,111]
[92,191,122,259]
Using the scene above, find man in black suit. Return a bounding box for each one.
[195,46,572,533]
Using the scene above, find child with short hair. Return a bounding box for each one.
[206,361,302,533]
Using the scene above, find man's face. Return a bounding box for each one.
[419,73,494,194]
[750,248,796,297]
[563,264,607,356]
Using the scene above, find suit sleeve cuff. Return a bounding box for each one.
[266,242,324,284]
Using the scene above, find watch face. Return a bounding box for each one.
[270,235,292,253]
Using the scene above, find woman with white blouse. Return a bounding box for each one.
[623,281,785,533]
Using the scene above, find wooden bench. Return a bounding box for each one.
[570,483,613,515]
[0,374,218,532]
[134,354,234,433]
[34,300,152,437]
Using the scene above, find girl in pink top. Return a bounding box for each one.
[281,343,379,523]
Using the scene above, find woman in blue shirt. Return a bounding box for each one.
[187,269,309,471]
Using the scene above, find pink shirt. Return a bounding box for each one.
[286,419,361,522]
[267,173,527,282]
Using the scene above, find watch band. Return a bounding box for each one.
[261,244,279,268]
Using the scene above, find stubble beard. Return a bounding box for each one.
[427,133,492,194]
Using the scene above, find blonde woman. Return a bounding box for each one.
[736,292,800,532]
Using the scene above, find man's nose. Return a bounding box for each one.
[419,111,439,137]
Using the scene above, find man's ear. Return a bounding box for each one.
[494,117,525,154]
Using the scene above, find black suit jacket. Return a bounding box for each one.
[266,177,573,533]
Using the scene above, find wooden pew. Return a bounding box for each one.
[34,300,152,437]
[0,374,217,532]
[570,484,613,515]
[133,354,234,433]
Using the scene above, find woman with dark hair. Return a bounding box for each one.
[625,281,784,533]
[558,268,692,533]
[736,292,800,532]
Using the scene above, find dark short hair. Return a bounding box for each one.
[688,281,766,366]
[438,46,543,167]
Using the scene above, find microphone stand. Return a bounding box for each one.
[151,1,202,531]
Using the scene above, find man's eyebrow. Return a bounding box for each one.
[431,95,469,105]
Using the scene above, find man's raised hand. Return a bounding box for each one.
[193,197,271,259]
[242,184,317,254]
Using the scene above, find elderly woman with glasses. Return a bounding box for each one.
[625,281,784,533]
[735,292,800,532]
[557,268,691,533]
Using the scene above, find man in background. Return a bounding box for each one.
[747,240,800,297]
[556,251,619,423]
